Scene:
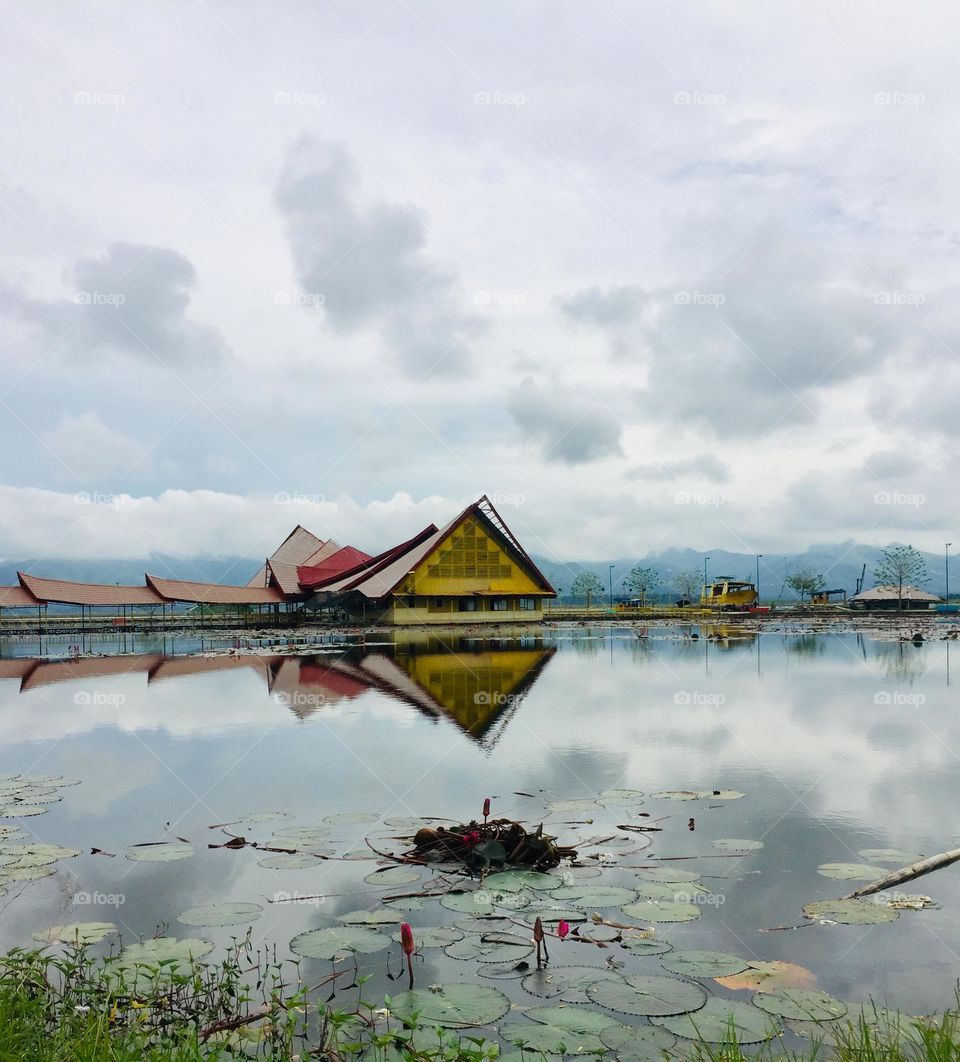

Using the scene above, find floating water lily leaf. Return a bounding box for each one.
[622,900,701,923]
[598,788,645,802]
[116,937,213,983]
[33,922,116,945]
[177,902,263,927]
[125,843,194,862]
[240,810,291,823]
[547,799,603,815]
[483,870,557,893]
[257,852,324,870]
[549,884,636,907]
[2,843,81,867]
[0,804,49,818]
[858,848,923,865]
[578,923,620,942]
[336,909,406,925]
[713,838,764,851]
[633,881,709,902]
[384,897,426,912]
[622,936,672,956]
[716,960,816,991]
[885,893,937,910]
[753,988,847,1021]
[600,1022,678,1062]
[501,1021,608,1054]
[440,890,530,915]
[526,1004,621,1035]
[393,925,463,948]
[551,865,601,880]
[383,816,436,830]
[271,826,328,842]
[817,863,888,881]
[454,916,514,935]
[588,973,707,1017]
[323,812,379,826]
[803,899,900,925]
[661,951,750,978]
[389,983,511,1027]
[364,866,422,886]
[444,932,534,963]
[1,864,54,882]
[653,997,780,1044]
[522,964,622,1001]
[634,867,702,884]
[340,849,378,860]
[478,964,530,981]
[651,790,704,801]
[523,906,588,923]
[290,925,390,960]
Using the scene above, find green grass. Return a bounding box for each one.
[2,943,960,1061]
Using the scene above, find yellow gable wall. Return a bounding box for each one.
[397,513,545,596]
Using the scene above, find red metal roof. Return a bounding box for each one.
[145,576,287,605]
[247,526,338,588]
[297,546,374,589]
[0,586,40,607]
[18,573,164,607]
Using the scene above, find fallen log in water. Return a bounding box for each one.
[843,845,960,899]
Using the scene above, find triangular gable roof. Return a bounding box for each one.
[305,524,441,595]
[312,496,555,600]
[246,525,335,588]
[297,546,374,589]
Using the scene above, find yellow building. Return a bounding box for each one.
[303,495,556,624]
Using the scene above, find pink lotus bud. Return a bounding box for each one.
[483,797,491,818]
[557,920,570,940]
[400,923,415,956]
[533,916,544,943]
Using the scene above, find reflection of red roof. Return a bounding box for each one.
[0,586,39,607]
[21,654,163,690]
[19,573,164,606]
[148,655,283,682]
[296,662,370,697]
[297,546,373,589]
[145,575,287,605]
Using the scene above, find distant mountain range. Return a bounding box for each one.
[0,542,951,602]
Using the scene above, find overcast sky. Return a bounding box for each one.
[0,1,956,566]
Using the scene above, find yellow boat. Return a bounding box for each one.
[700,577,758,610]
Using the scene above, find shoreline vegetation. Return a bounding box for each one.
[5,943,960,1062]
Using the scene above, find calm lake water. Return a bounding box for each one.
[1,624,958,1039]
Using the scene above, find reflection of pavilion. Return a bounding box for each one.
[0,639,555,747]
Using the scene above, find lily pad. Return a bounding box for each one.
[803,899,900,925]
[712,838,764,851]
[817,863,888,881]
[393,925,463,949]
[257,852,325,870]
[622,936,673,956]
[525,907,588,923]
[661,951,749,978]
[33,922,116,945]
[116,938,213,983]
[483,870,557,893]
[336,909,406,925]
[323,812,379,825]
[291,925,390,960]
[526,1004,621,1035]
[388,983,511,1027]
[600,1022,677,1061]
[858,848,923,865]
[364,866,422,886]
[2,843,81,867]
[549,884,637,908]
[440,890,530,915]
[501,1021,608,1054]
[653,997,780,1044]
[588,973,707,1017]
[716,960,816,991]
[622,899,701,923]
[0,804,49,818]
[633,881,709,902]
[1,864,54,882]
[177,902,263,927]
[634,867,703,884]
[753,988,847,1021]
[547,799,603,815]
[125,843,194,862]
[522,964,623,1001]
[444,932,534,963]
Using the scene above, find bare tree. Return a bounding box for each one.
[675,568,702,605]
[571,572,604,608]
[786,566,825,605]
[624,566,659,607]
[874,544,929,611]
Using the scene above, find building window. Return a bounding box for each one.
[428,597,448,613]
[458,598,478,611]
[491,598,508,611]
[518,597,537,610]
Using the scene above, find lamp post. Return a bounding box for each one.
[947,544,952,605]
[608,564,615,610]
[756,554,763,603]
[703,556,710,599]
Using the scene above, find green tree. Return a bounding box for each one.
[570,571,604,607]
[674,568,702,605]
[874,544,929,611]
[624,565,659,607]
[786,566,825,605]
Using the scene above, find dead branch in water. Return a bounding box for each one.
[842,845,960,899]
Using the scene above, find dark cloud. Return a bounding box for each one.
[276,135,479,375]
[508,379,623,465]
[0,243,230,367]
